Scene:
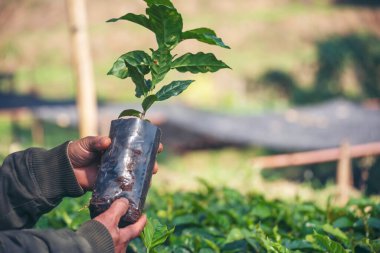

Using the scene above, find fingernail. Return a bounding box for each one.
[118,198,129,205]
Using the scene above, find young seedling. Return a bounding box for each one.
[89,0,230,226]
[107,0,230,119]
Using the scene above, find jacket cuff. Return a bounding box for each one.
[77,220,114,253]
[30,142,84,200]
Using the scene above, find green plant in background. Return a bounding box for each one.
[107,0,230,119]
[125,183,380,252]
[141,218,174,253]
[37,193,92,230]
[36,183,380,252]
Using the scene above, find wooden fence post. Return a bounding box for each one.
[336,141,353,205]
[66,0,98,137]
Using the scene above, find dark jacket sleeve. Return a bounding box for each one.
[0,142,114,253]
[0,220,114,253]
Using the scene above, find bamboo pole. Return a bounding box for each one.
[252,142,380,169]
[66,0,98,137]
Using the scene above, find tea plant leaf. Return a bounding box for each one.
[203,239,220,253]
[250,203,272,219]
[172,52,230,73]
[108,50,152,80]
[151,48,172,86]
[107,13,152,31]
[145,79,153,90]
[144,0,174,8]
[141,218,175,252]
[333,216,354,229]
[156,80,194,101]
[182,28,230,49]
[118,109,142,118]
[107,57,130,79]
[306,233,347,253]
[322,224,349,243]
[172,214,198,226]
[127,64,149,98]
[226,228,245,244]
[146,4,182,49]
[123,51,152,74]
[372,239,380,252]
[222,240,249,253]
[283,239,314,250]
[368,217,380,230]
[142,95,157,112]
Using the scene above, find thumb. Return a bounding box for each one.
[106,198,130,226]
[81,136,111,152]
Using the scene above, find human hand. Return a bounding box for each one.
[94,198,146,253]
[68,136,163,190]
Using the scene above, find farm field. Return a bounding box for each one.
[37,184,380,252]
[1,0,380,252]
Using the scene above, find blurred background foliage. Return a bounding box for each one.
[258,34,380,104]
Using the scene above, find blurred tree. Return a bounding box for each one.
[258,70,297,98]
[258,33,380,105]
[334,0,380,7]
[315,34,380,100]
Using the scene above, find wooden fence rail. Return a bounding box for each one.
[252,141,380,205]
[252,142,380,169]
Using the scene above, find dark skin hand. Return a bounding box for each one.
[67,136,163,252]
[94,198,147,253]
[68,136,163,190]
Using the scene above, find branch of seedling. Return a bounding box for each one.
[107,0,230,122]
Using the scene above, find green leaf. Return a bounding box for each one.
[172,52,230,73]
[141,218,174,251]
[127,64,149,98]
[118,109,142,118]
[121,51,152,74]
[283,239,314,250]
[322,224,349,244]
[146,4,182,48]
[225,228,245,244]
[107,57,130,79]
[368,217,380,230]
[142,95,157,112]
[306,233,347,253]
[182,28,230,49]
[144,0,174,8]
[172,214,198,226]
[372,239,380,252]
[151,48,172,86]
[108,51,152,97]
[106,13,152,31]
[107,50,152,80]
[203,239,220,253]
[250,204,272,219]
[156,80,194,101]
[332,217,354,229]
